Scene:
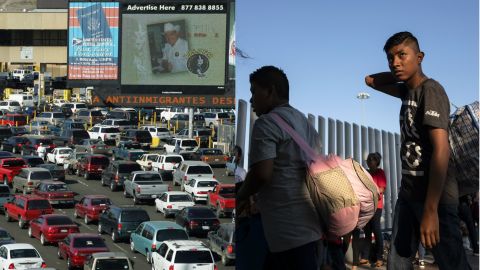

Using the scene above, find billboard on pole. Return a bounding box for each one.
[68,2,119,80]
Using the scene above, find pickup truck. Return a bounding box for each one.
[0,158,27,185]
[207,184,235,218]
[84,252,134,270]
[123,171,171,205]
[111,141,147,161]
[164,138,199,154]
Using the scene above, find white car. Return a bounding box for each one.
[46,147,73,165]
[63,102,87,114]
[88,125,121,142]
[155,191,195,218]
[0,243,46,269]
[152,154,184,176]
[136,153,160,171]
[141,125,171,140]
[172,161,214,187]
[151,240,216,270]
[52,99,67,107]
[0,100,21,112]
[183,178,219,203]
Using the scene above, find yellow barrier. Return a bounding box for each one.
[151,137,160,148]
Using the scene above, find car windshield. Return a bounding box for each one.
[0,186,10,194]
[197,130,211,136]
[182,140,197,147]
[46,184,69,191]
[121,210,149,222]
[156,229,188,242]
[52,113,64,118]
[116,120,130,126]
[12,116,26,122]
[63,104,73,108]
[95,259,130,269]
[0,230,11,239]
[27,200,51,210]
[165,157,182,163]
[3,159,25,167]
[58,149,72,154]
[188,166,212,174]
[197,181,217,188]
[147,155,158,161]
[46,216,74,225]
[73,237,106,248]
[188,208,216,218]
[219,187,235,195]
[128,152,144,161]
[158,128,169,132]
[135,173,162,182]
[70,123,85,129]
[202,149,223,155]
[118,164,141,173]
[37,139,53,145]
[76,104,87,109]
[10,249,40,259]
[30,171,52,180]
[104,128,120,133]
[26,158,44,166]
[170,195,192,202]
[91,198,111,206]
[10,101,20,106]
[174,251,213,263]
[90,111,102,116]
[90,157,109,166]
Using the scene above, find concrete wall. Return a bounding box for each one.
[0,12,67,29]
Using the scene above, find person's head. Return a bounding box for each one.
[249,66,289,116]
[232,145,242,164]
[383,31,425,83]
[164,23,181,46]
[39,142,43,146]
[367,152,382,170]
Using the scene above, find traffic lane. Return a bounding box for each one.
[0,165,235,270]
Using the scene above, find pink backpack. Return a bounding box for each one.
[271,113,379,237]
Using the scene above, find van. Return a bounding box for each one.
[8,94,34,108]
[11,69,31,81]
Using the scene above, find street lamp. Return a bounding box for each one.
[357,92,370,126]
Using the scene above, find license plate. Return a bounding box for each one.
[61,229,67,232]
[215,159,219,161]
[151,195,157,198]
[64,194,68,197]
[202,226,210,230]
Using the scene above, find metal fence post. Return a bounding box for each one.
[382,130,392,228]
[318,116,326,156]
[336,120,344,158]
[328,118,335,155]
[345,122,352,159]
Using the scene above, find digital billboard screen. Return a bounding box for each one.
[68,2,119,80]
[120,3,228,94]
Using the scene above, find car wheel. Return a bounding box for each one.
[84,215,90,225]
[146,251,151,264]
[130,241,136,252]
[28,227,33,238]
[12,147,16,154]
[67,257,74,270]
[73,209,79,218]
[18,217,25,228]
[110,182,116,191]
[101,178,106,186]
[216,204,223,218]
[221,249,231,266]
[57,248,62,259]
[98,223,103,234]
[111,230,118,242]
[3,177,8,186]
[40,233,47,246]
[5,212,11,222]
[84,172,89,180]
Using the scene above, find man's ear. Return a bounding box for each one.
[417,51,425,64]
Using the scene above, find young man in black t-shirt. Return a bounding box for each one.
[365,32,471,269]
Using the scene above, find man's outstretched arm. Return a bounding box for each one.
[365,72,402,98]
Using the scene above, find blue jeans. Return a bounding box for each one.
[387,195,472,270]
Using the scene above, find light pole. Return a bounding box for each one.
[357,92,370,126]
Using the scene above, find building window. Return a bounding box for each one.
[0,30,67,46]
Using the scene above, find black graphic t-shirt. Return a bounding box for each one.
[398,79,458,204]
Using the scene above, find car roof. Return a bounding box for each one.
[91,252,129,259]
[54,147,73,150]
[69,233,102,238]
[22,167,50,172]
[142,221,184,230]
[2,243,36,250]
[83,195,109,199]
[163,240,209,250]
[181,161,210,166]
[38,180,66,185]
[22,156,43,160]
[163,191,189,196]
[132,171,160,175]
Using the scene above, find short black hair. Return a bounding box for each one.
[249,66,289,100]
[367,152,382,166]
[384,31,420,53]
[233,145,242,158]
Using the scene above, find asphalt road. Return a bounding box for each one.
[0,152,235,270]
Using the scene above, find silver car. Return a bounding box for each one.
[12,168,53,194]
[75,139,111,155]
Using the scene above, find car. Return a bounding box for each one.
[0,227,15,246]
[136,153,160,171]
[35,112,65,125]
[172,161,214,187]
[62,102,88,114]
[190,148,228,167]
[0,151,14,160]
[101,161,141,191]
[183,178,219,203]
[21,136,56,156]
[32,181,75,207]
[87,125,121,143]
[130,221,189,263]
[175,206,220,237]
[0,185,13,213]
[28,214,79,245]
[22,156,45,168]
[141,125,171,140]
[98,206,150,242]
[75,139,110,155]
[25,120,52,131]
[76,154,110,180]
[99,119,136,131]
[63,151,88,175]
[52,99,67,107]
[84,252,134,270]
[73,109,104,125]
[123,171,171,205]
[105,110,138,124]
[168,113,206,131]
[1,136,29,154]
[203,112,232,128]
[9,126,28,136]
[0,243,47,269]
[0,100,21,112]
[164,138,199,154]
[57,233,109,270]
[121,129,152,149]
[151,154,184,181]
[0,127,13,142]
[46,147,73,165]
[0,158,27,185]
[37,164,65,181]
[151,240,216,270]
[60,118,86,131]
[207,223,235,266]
[175,128,213,148]
[155,191,195,218]
[74,195,112,224]
[58,129,90,147]
[4,195,54,228]
[207,184,235,218]
[1,113,28,127]
[12,167,53,194]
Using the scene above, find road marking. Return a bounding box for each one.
[77,180,89,187]
[58,209,66,214]
[79,222,93,231]
[113,243,128,253]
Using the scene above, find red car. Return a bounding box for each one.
[0,158,27,185]
[33,181,76,207]
[1,113,27,127]
[4,195,54,228]
[74,195,112,224]
[57,233,109,270]
[76,154,109,180]
[28,214,79,245]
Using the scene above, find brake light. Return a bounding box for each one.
[8,263,14,269]
[183,176,187,181]
[91,145,96,149]
[197,191,207,194]
[27,182,33,186]
[151,243,156,250]
[213,175,216,179]
[41,262,47,268]
[166,205,172,209]
[169,265,174,270]
[17,143,22,147]
[118,223,122,231]
[48,227,59,234]
[189,220,199,228]
[136,186,141,193]
[168,186,172,191]
[114,175,119,182]
[224,156,228,161]
[214,265,218,270]
[50,144,56,148]
[227,245,233,254]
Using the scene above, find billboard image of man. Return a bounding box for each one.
[153,22,188,73]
